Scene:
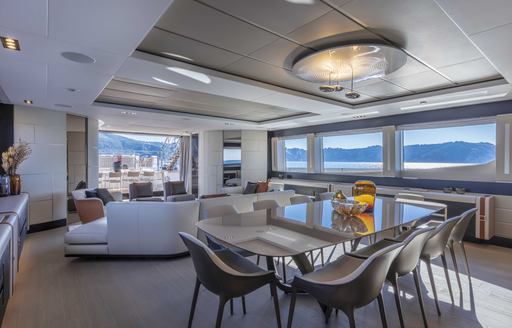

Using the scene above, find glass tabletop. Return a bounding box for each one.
[196,197,443,258]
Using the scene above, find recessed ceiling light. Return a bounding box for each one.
[55,103,72,108]
[167,67,211,84]
[350,111,379,119]
[121,111,136,115]
[1,36,20,51]
[24,99,33,105]
[66,88,79,92]
[61,51,96,64]
[285,0,315,4]
[161,52,194,62]
[419,100,427,105]
[152,76,178,86]
[400,93,509,111]
[224,122,235,126]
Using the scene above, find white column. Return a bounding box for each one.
[241,130,268,186]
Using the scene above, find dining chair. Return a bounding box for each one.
[348,227,435,328]
[287,243,404,328]
[318,191,335,201]
[447,208,477,295]
[290,195,312,205]
[253,199,279,211]
[179,232,282,328]
[400,215,461,316]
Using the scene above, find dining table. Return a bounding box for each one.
[196,196,445,292]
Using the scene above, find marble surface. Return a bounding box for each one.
[197,197,443,257]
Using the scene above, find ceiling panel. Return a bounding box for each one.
[384,70,452,92]
[137,28,242,69]
[156,0,277,55]
[354,79,411,98]
[438,58,500,84]
[0,0,47,37]
[97,79,309,122]
[435,0,512,36]
[341,0,483,68]
[286,10,376,49]
[247,38,311,70]
[198,0,331,35]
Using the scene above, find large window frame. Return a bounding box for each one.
[282,136,309,173]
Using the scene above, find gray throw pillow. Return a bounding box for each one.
[243,182,258,194]
[95,188,115,205]
[85,190,98,199]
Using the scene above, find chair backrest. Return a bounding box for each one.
[318,192,335,201]
[395,193,425,201]
[253,199,279,211]
[450,208,477,243]
[178,232,248,295]
[206,204,239,219]
[143,171,155,177]
[422,215,461,259]
[391,227,435,276]
[290,195,312,205]
[127,171,140,177]
[129,182,153,200]
[109,172,122,178]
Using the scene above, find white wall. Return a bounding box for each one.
[198,130,223,195]
[14,106,67,226]
[87,118,99,189]
[67,115,86,192]
[241,130,268,186]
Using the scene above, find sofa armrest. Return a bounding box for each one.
[75,198,105,224]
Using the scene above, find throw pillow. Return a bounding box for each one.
[84,190,98,199]
[95,188,115,205]
[169,181,187,195]
[255,180,269,193]
[243,182,258,194]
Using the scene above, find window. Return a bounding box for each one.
[402,123,496,170]
[223,148,241,165]
[322,131,383,173]
[284,138,307,172]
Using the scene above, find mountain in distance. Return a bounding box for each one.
[98,133,176,157]
[286,141,496,163]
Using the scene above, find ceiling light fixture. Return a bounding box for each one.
[400,93,509,111]
[152,76,178,86]
[166,67,211,84]
[292,44,406,97]
[161,52,194,62]
[1,36,20,51]
[61,51,96,64]
[55,104,72,108]
[24,99,33,105]
[121,111,137,116]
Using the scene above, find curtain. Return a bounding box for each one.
[179,136,191,192]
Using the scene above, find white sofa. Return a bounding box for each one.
[64,201,199,256]
[198,190,295,220]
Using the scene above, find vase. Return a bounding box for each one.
[0,175,10,197]
[352,180,376,212]
[10,174,21,195]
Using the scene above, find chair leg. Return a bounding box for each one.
[460,241,472,286]
[241,296,247,315]
[230,299,234,315]
[320,248,325,266]
[188,279,201,328]
[256,255,260,266]
[346,308,356,328]
[377,293,388,328]
[390,274,404,328]
[441,251,455,304]
[216,297,228,328]
[413,267,428,328]
[269,282,282,328]
[449,243,463,298]
[342,242,347,254]
[425,260,441,316]
[282,257,287,283]
[287,288,296,328]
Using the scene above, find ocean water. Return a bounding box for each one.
[285,161,474,171]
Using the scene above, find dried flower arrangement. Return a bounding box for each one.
[1,141,32,176]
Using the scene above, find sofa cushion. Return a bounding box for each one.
[256,181,269,193]
[167,194,196,202]
[64,217,107,244]
[243,182,258,194]
[96,188,115,205]
[85,189,98,199]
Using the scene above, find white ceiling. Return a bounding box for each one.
[1,0,512,135]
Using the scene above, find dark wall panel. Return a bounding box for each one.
[0,104,14,175]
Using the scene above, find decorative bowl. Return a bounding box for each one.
[331,199,368,216]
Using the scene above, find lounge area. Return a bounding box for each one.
[1,1,512,328]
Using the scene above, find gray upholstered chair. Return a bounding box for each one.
[163,181,195,202]
[290,195,312,205]
[253,199,279,211]
[179,232,281,328]
[318,192,335,201]
[128,182,163,201]
[287,243,404,328]
[349,227,435,328]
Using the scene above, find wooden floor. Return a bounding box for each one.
[2,228,512,328]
